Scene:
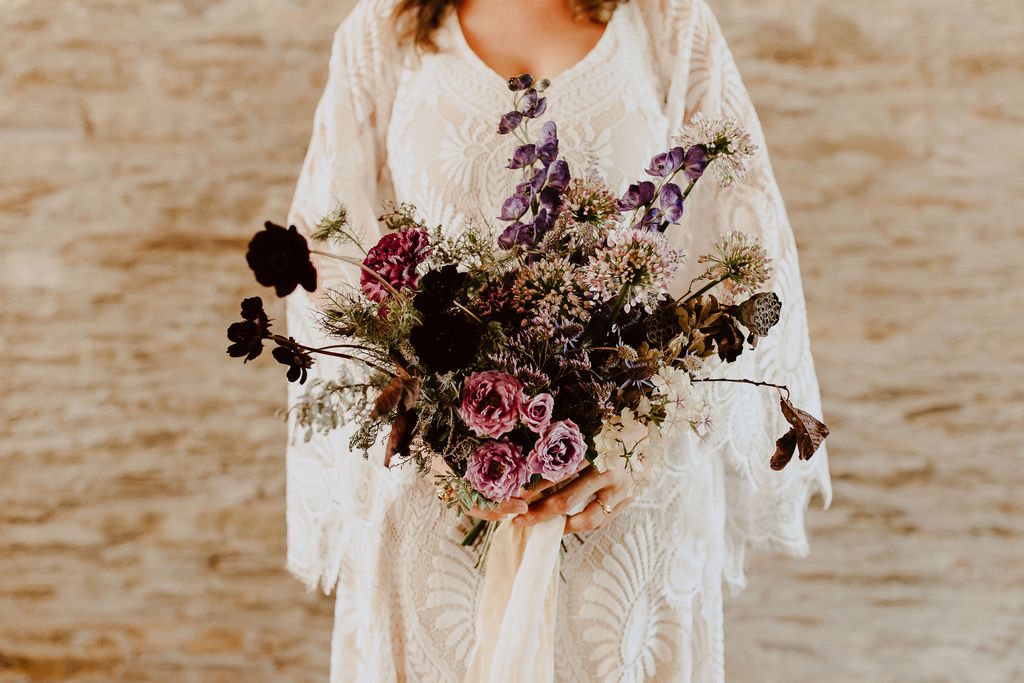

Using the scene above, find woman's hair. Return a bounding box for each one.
[393,0,626,51]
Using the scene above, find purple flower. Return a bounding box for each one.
[527,419,587,482]
[617,181,656,211]
[546,159,570,190]
[634,206,663,231]
[466,440,529,503]
[521,393,554,433]
[538,186,563,214]
[520,89,548,118]
[507,74,534,92]
[497,111,524,135]
[507,144,538,169]
[537,121,559,164]
[645,147,685,177]
[659,182,684,223]
[360,228,432,302]
[498,220,539,248]
[683,144,709,181]
[499,193,530,221]
[459,370,525,438]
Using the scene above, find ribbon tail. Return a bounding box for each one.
[464,515,565,683]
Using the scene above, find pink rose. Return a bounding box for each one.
[459,371,524,438]
[528,419,587,482]
[521,393,554,433]
[465,440,528,503]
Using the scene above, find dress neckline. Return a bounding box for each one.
[446,4,624,89]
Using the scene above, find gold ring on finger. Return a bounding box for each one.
[595,497,612,515]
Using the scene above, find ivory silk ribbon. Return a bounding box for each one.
[464,514,566,683]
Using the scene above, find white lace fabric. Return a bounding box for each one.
[284,0,831,680]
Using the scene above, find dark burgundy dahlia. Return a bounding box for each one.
[360,229,432,302]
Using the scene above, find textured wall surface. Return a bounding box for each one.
[1,0,1021,681]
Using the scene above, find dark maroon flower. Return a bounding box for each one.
[360,229,432,302]
[683,144,709,181]
[546,159,570,190]
[507,74,534,91]
[520,89,547,118]
[272,341,313,384]
[659,182,685,223]
[226,296,270,362]
[645,147,685,177]
[410,312,482,373]
[246,221,317,297]
[413,264,467,316]
[499,193,531,221]
[507,144,538,169]
[617,181,656,211]
[498,110,524,135]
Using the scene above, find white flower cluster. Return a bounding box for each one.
[593,367,712,476]
[675,113,757,187]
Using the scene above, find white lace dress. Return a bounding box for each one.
[283,0,832,681]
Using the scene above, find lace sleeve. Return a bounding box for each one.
[644,0,833,592]
[283,0,402,594]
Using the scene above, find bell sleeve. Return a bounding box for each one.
[643,0,833,592]
[282,0,401,594]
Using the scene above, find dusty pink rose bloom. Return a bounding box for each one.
[528,419,587,482]
[465,440,528,503]
[521,393,554,433]
[458,370,524,438]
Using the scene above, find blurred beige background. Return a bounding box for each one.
[2,0,1022,681]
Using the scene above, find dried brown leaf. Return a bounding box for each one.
[384,409,418,468]
[771,427,797,471]
[371,376,406,419]
[779,396,830,462]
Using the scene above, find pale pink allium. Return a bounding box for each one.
[521,393,555,433]
[528,419,587,482]
[458,370,525,438]
[466,440,528,503]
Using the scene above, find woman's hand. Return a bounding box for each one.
[465,497,528,521]
[513,465,635,534]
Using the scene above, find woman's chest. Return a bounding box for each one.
[384,6,670,232]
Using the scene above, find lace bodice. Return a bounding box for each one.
[283,1,831,680]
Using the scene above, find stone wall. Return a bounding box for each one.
[1,0,1021,681]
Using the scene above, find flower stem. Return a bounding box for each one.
[461,519,489,547]
[676,274,728,305]
[269,334,396,377]
[310,249,404,300]
[687,375,791,399]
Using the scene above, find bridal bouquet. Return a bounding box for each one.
[227,74,828,533]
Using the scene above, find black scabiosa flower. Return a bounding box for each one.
[410,312,482,374]
[246,221,318,297]
[272,341,314,384]
[412,265,467,316]
[226,297,270,362]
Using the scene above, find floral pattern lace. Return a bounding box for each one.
[284,0,831,680]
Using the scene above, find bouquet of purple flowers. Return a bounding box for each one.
[227,74,828,541]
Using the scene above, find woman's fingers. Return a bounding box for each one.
[520,460,592,504]
[466,496,528,521]
[514,468,610,526]
[564,495,633,534]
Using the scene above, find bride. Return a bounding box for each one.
[283,0,831,680]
